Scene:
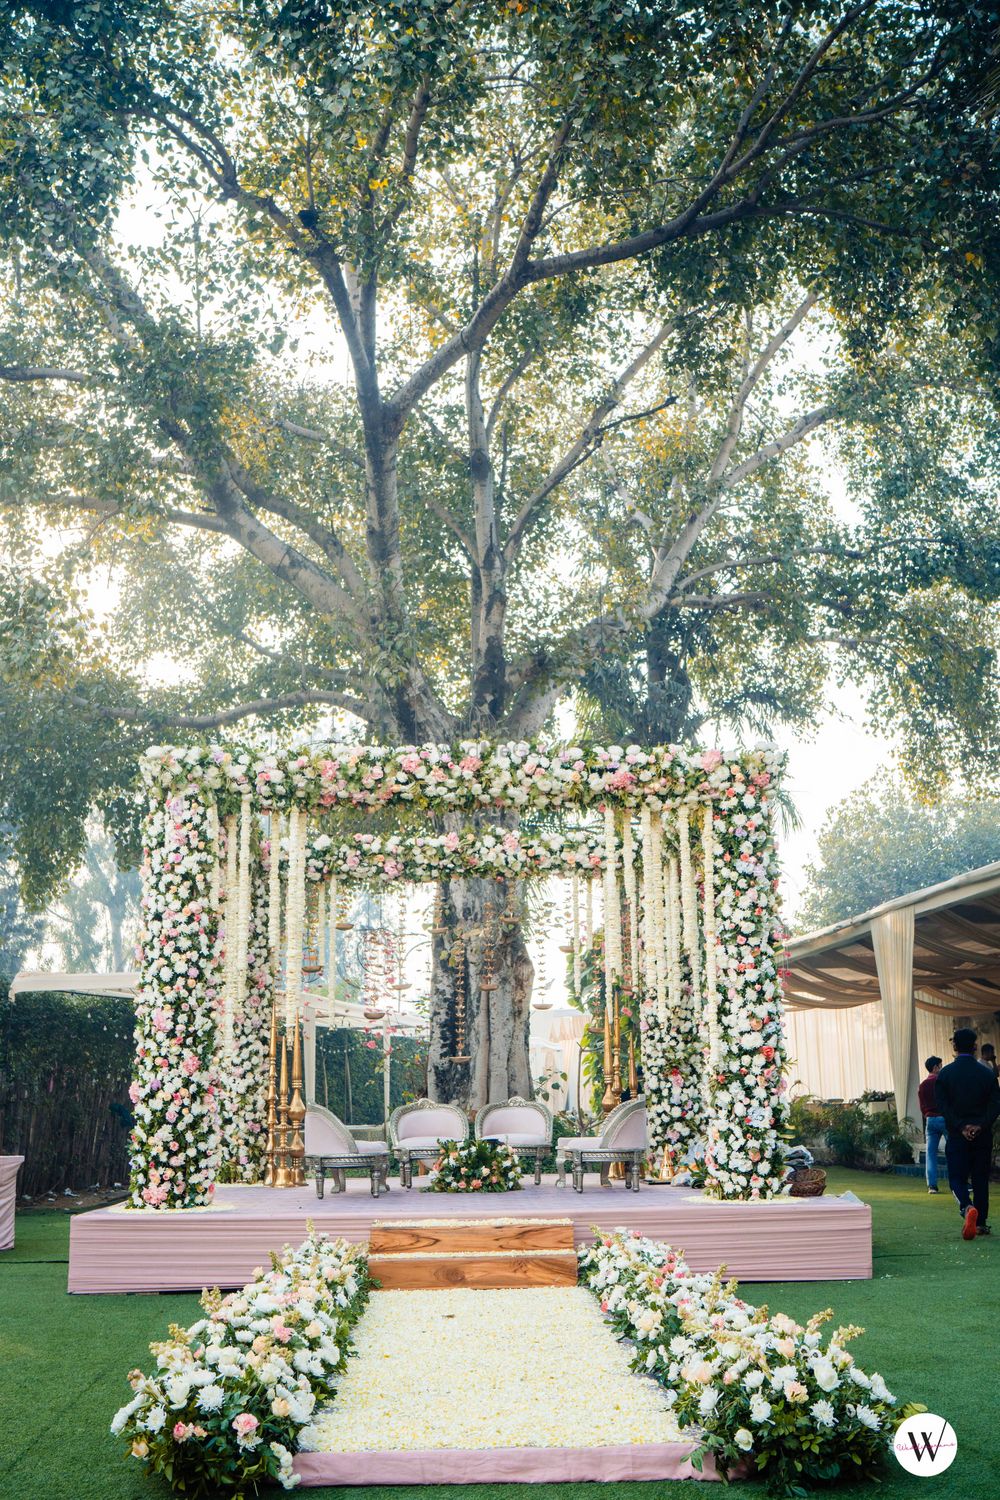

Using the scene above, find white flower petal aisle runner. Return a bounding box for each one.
[297,1286,708,1484]
[113,1227,913,1494]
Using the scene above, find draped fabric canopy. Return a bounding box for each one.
[784,861,1000,1121]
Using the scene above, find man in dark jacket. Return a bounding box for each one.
[935,1028,1000,1239]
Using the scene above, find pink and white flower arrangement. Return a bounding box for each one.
[580,1230,909,1492]
[111,1232,370,1495]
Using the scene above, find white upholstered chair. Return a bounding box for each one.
[555,1096,647,1192]
[388,1098,470,1188]
[475,1096,552,1184]
[304,1103,390,1198]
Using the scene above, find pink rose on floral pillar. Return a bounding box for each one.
[700,748,724,772]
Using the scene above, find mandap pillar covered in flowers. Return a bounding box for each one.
[129,740,789,1208]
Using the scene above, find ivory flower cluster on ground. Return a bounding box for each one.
[111,1233,370,1496]
[580,1229,904,1493]
[302,1286,683,1454]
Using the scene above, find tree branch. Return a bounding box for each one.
[503,317,677,564]
[65,688,372,730]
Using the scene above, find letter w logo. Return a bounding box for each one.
[907,1421,948,1463]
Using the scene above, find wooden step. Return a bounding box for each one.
[369,1249,579,1290]
[369,1218,574,1255]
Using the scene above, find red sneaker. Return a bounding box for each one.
[962,1206,979,1240]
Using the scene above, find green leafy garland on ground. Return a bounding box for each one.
[425,1137,523,1192]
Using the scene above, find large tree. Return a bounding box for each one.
[2,0,999,1102]
[797,773,1000,929]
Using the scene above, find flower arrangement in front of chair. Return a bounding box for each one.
[111,1232,370,1495]
[425,1137,523,1192]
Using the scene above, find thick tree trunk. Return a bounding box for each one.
[427,876,534,1112]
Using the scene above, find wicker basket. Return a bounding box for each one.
[789,1166,827,1198]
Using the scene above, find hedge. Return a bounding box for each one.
[0,983,135,1197]
[0,980,428,1196]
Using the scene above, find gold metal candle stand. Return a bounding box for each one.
[287,1017,307,1188]
[601,1005,615,1113]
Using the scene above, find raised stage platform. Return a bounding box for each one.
[67,1174,871,1292]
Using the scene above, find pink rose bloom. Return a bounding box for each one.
[607,768,635,790]
[383,859,403,878]
[400,753,422,773]
[502,833,519,852]
[270,1319,292,1343]
[231,1413,259,1437]
[700,748,724,772]
[345,852,361,869]
[182,1054,199,1076]
[443,831,460,851]
[152,1009,169,1033]
[128,1081,141,1104]
[173,1422,192,1441]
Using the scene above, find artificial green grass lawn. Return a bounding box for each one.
[0,1169,994,1500]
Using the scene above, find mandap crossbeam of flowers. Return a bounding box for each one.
[129,739,788,1209]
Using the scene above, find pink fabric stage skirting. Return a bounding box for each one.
[67,1176,871,1292]
[293,1441,725,1486]
[0,1155,24,1252]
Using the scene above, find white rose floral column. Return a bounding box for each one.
[702,766,788,1199]
[129,779,225,1209]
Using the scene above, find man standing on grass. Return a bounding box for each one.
[934,1028,1000,1239]
[918,1056,945,1194]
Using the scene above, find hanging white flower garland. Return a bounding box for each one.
[602,806,623,1004]
[570,870,582,999]
[327,875,338,1021]
[621,816,639,987]
[677,804,702,1009]
[284,806,306,1026]
[702,805,720,1078]
[221,814,239,1053]
[267,812,283,960]
[584,873,594,951]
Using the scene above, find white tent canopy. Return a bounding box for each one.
[8,971,138,999]
[784,860,1000,1122]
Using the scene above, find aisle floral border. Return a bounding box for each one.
[111,1232,370,1496]
[579,1229,917,1493]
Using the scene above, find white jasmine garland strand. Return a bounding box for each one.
[584,873,594,950]
[702,805,719,1072]
[678,804,701,1008]
[655,814,672,1017]
[231,789,253,1058]
[638,804,655,1000]
[328,876,338,1021]
[621,817,638,986]
[284,806,305,1026]
[222,814,239,1051]
[602,805,622,986]
[316,877,326,978]
[267,811,283,958]
[571,870,582,998]
[666,856,682,1022]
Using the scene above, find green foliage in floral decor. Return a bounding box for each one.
[111,1233,370,1496]
[425,1138,522,1193]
